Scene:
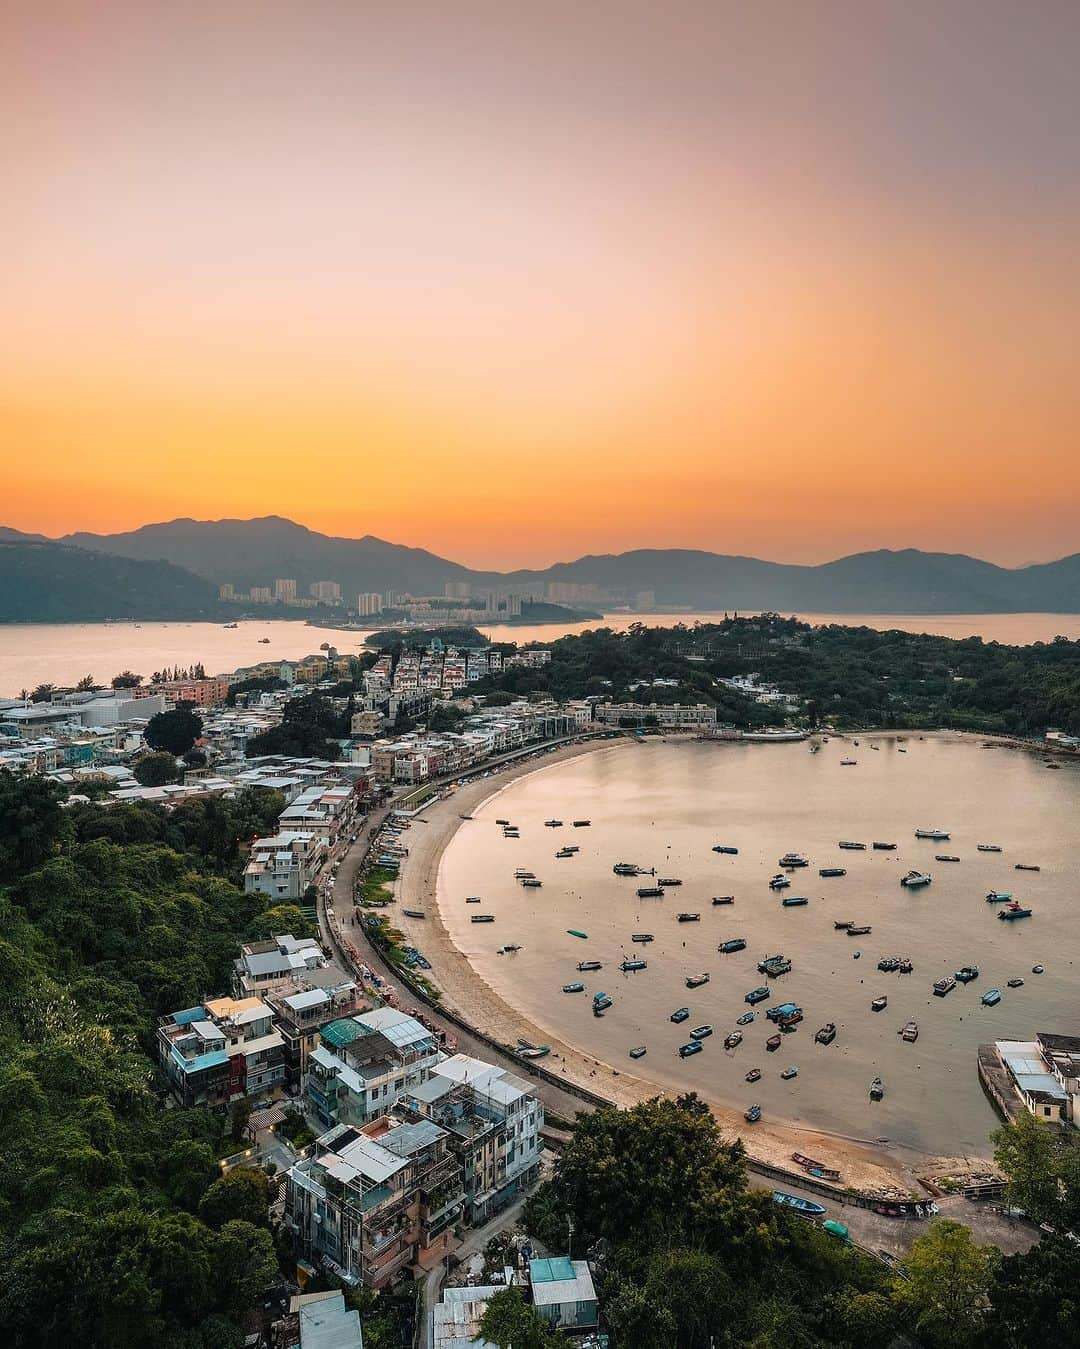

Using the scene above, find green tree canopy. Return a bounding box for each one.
[134,751,180,787]
[145,704,203,756]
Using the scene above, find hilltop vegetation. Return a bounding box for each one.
[471,617,1080,735]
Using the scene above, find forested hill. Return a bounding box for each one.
[0,542,220,622]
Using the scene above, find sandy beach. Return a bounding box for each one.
[383,733,997,1193]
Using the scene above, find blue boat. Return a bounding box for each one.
[737,1011,755,1025]
[713,845,739,855]
[766,1002,801,1022]
[744,1104,762,1123]
[986,891,1013,903]
[679,1041,704,1058]
[982,988,1002,1006]
[999,904,1033,920]
[720,938,747,953]
[772,1191,826,1217]
[592,993,612,1011]
[562,982,585,993]
[782,896,809,907]
[670,1006,690,1023]
[620,958,648,972]
[745,986,770,1004]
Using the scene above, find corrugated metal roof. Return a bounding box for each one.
[530,1257,576,1284]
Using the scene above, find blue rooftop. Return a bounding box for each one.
[529,1256,576,1283]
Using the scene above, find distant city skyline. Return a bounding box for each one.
[3,3,1079,568]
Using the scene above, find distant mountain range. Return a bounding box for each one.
[1,517,1078,621]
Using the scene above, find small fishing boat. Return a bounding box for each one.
[690,1024,713,1040]
[778,853,809,868]
[670,1006,690,1023]
[900,1021,919,1042]
[820,867,847,878]
[513,870,534,879]
[772,1191,825,1217]
[745,1067,762,1083]
[724,1030,743,1049]
[873,841,897,850]
[544,819,563,827]
[869,1076,885,1100]
[766,1034,782,1051]
[631,932,654,943]
[592,993,613,1011]
[713,845,739,854]
[878,957,900,972]
[613,862,642,875]
[629,1045,647,1059]
[935,854,961,863]
[686,972,710,988]
[838,841,866,850]
[834,920,854,930]
[556,848,575,858]
[982,989,1002,1006]
[677,912,701,922]
[977,843,1002,852]
[466,897,482,904]
[768,876,792,892]
[403,909,426,919]
[847,925,872,936]
[712,895,736,905]
[620,958,648,972]
[778,1008,803,1027]
[840,759,857,766]
[637,886,665,898]
[871,996,888,1012]
[955,965,979,983]
[1015,864,1041,872]
[745,987,770,1004]
[1032,964,1045,973]
[679,1041,704,1058]
[720,938,747,953]
[1007,978,1024,988]
[498,944,521,954]
[915,829,950,840]
[758,953,792,974]
[986,891,1013,903]
[781,896,809,907]
[577,959,602,971]
[780,1066,799,1080]
[745,1104,762,1123]
[572,820,591,827]
[737,1011,755,1025]
[815,1023,836,1044]
[933,976,956,996]
[517,1039,550,1059]
[898,958,914,973]
[471,914,495,923]
[999,903,1033,920]
[567,929,589,939]
[521,878,543,888]
[562,982,585,993]
[658,877,683,887]
[901,871,932,888]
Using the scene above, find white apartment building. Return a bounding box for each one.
[243,830,325,901]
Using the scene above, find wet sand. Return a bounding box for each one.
[387,735,972,1193]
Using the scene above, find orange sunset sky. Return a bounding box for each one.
[2,2,1078,569]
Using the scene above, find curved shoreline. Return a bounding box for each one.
[390,734,995,1192]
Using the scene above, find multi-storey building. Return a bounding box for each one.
[265,981,365,1092]
[233,933,327,998]
[357,592,383,617]
[305,1007,444,1131]
[285,1114,463,1287]
[594,701,718,730]
[310,581,343,604]
[275,578,298,602]
[157,995,285,1108]
[243,831,325,901]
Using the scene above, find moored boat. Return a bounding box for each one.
[819,867,847,877]
[471,914,496,923]
[1015,863,1040,871]
[778,853,809,868]
[690,1024,713,1040]
[982,988,1002,1006]
[834,920,854,930]
[1007,978,1024,988]
[900,1021,919,1042]
[873,841,897,850]
[737,1011,755,1025]
[629,1045,647,1059]
[900,871,932,887]
[986,891,1013,903]
[631,933,654,943]
[757,953,792,974]
[720,938,747,953]
[592,993,613,1011]
[935,854,961,863]
[769,875,791,889]
[403,909,426,918]
[637,886,665,898]
[847,925,872,936]
[955,965,979,983]
[780,1065,799,1080]
[724,1031,743,1048]
[521,878,542,888]
[679,1041,703,1057]
[745,986,770,1004]
[869,1076,885,1100]
[871,996,888,1011]
[567,929,589,939]
[658,877,682,887]
[613,862,642,875]
[577,959,602,971]
[713,845,739,854]
[781,896,808,907]
[746,1067,762,1082]
[686,972,710,988]
[677,912,701,922]
[838,841,866,850]
[544,819,563,827]
[772,1191,825,1217]
[712,895,736,905]
[620,958,648,972]
[744,1103,762,1123]
[977,843,1002,852]
[999,903,1033,920]
[915,828,950,840]
[815,1023,836,1044]
[933,976,956,996]
[572,819,591,826]
[766,1034,782,1051]
[670,1006,690,1023]
[562,982,585,993]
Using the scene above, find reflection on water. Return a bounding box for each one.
[440,737,1080,1156]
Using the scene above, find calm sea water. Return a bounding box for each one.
[439,737,1080,1156]
[3,611,1079,697]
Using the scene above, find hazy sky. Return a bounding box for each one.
[3,2,1078,567]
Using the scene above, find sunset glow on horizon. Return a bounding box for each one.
[3,2,1079,568]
